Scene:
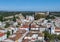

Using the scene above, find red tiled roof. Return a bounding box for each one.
[21,24,36,28]
[22,39,29,42]
[0,32,5,37]
[21,25,29,28]
[55,27,60,32]
[31,24,36,28]
[9,29,26,41]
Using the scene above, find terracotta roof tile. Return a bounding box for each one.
[55,27,60,32]
[21,25,29,28]
[9,30,26,41]
[22,39,29,42]
[0,32,5,37]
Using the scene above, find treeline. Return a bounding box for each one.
[0,11,35,21]
[50,12,60,17]
[22,11,35,17]
[0,11,20,17]
[0,11,60,17]
[0,11,35,17]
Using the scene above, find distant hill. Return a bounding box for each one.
[0,11,60,17]
[49,12,60,17]
[0,11,35,17]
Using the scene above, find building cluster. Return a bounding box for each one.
[0,13,60,42]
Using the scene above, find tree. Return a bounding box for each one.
[45,15,55,20]
[12,30,14,35]
[6,31,10,38]
[15,16,20,19]
[57,34,60,40]
[16,25,19,27]
[51,15,55,19]
[47,20,51,23]
[43,30,55,41]
[13,16,16,22]
[5,22,10,28]
[0,15,4,22]
[18,22,21,25]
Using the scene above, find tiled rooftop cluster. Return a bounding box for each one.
[0,13,60,42]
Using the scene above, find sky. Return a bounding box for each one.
[0,0,60,11]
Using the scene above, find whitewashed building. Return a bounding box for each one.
[0,32,7,41]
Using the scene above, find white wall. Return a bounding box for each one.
[0,34,7,41]
[40,28,46,32]
[31,28,39,30]
[38,37,44,40]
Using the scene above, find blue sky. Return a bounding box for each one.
[0,0,60,11]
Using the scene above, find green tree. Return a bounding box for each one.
[12,30,14,35]
[18,23,21,25]
[57,34,60,40]
[5,22,10,28]
[15,16,19,19]
[47,20,51,23]
[0,15,4,22]
[43,30,55,41]
[13,16,16,22]
[6,31,10,38]
[45,15,55,20]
